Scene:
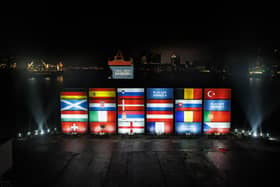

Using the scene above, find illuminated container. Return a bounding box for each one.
[146,88,174,135]
[60,90,88,134]
[203,88,231,135]
[89,88,116,134]
[117,88,145,134]
[175,88,202,134]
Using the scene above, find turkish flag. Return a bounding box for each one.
[204,88,231,99]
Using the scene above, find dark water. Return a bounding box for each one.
[4,70,280,138]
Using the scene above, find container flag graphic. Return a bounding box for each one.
[89,88,116,134]
[146,88,174,135]
[60,91,88,134]
[175,88,202,134]
[203,88,231,134]
[118,88,145,134]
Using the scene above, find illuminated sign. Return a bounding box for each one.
[147,88,174,134]
[89,88,116,134]
[175,88,202,134]
[118,88,145,134]
[203,88,231,135]
[110,66,134,79]
[60,91,88,134]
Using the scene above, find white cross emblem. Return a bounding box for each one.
[71,124,79,132]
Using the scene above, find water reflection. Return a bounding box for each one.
[57,75,64,83]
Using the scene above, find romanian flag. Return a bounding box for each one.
[204,88,231,100]
[204,111,231,122]
[89,111,116,122]
[175,111,202,122]
[60,92,87,100]
[89,88,116,99]
[175,88,202,100]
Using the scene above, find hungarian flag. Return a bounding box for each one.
[175,111,202,122]
[61,122,88,134]
[204,88,231,100]
[147,121,173,134]
[61,111,88,122]
[117,88,144,99]
[89,99,116,111]
[146,111,173,122]
[90,122,116,134]
[175,122,201,134]
[203,122,230,134]
[118,121,145,134]
[89,111,116,122]
[175,88,202,100]
[146,100,173,111]
[204,111,231,122]
[89,88,116,99]
[60,92,87,100]
[175,100,202,111]
[118,111,145,122]
[118,99,144,111]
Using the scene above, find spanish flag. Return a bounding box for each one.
[89,88,116,99]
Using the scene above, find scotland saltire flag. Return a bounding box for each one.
[61,100,88,111]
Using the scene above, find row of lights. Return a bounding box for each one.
[233,128,270,138]
[17,128,58,139]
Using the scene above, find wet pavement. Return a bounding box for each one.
[12,136,280,187]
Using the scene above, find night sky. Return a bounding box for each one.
[0,3,279,60]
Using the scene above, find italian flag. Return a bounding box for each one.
[89,111,116,122]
